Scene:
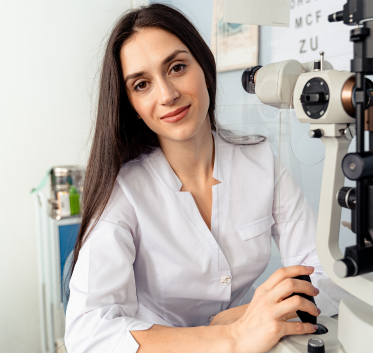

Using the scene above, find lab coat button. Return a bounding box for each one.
[221,275,231,285]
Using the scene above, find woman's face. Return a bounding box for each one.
[120,27,210,142]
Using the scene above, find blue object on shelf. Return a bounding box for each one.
[59,224,80,301]
[63,251,74,314]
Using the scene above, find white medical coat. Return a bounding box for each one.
[65,134,348,353]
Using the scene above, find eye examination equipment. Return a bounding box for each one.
[241,0,373,352]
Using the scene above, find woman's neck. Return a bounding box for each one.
[158,118,216,189]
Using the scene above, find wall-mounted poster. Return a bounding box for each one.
[211,0,259,72]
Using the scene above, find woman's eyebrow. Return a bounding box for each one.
[124,71,144,83]
[161,49,188,65]
[124,49,189,83]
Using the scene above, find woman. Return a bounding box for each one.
[65,4,346,353]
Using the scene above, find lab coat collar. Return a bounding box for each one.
[148,148,183,191]
[146,131,233,192]
[213,130,232,184]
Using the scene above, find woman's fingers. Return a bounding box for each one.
[276,295,320,319]
[281,321,318,336]
[271,277,318,302]
[285,311,298,320]
[259,266,314,292]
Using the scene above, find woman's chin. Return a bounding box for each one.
[158,123,206,142]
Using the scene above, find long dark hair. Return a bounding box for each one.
[70,4,218,274]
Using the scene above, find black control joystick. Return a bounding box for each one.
[290,275,328,335]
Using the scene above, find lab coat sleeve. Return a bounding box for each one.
[270,157,350,316]
[65,181,153,353]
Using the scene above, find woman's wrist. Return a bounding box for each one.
[209,324,238,353]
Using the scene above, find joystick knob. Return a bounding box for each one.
[290,275,328,335]
[290,275,317,325]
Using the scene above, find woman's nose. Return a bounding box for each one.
[157,79,180,105]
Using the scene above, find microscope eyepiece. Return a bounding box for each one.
[242,65,262,94]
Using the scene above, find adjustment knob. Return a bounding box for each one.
[308,338,325,353]
[342,153,373,180]
[337,187,356,209]
[334,258,358,278]
[308,129,323,138]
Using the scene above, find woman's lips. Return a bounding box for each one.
[161,105,191,123]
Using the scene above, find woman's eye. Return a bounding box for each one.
[133,65,185,90]
[171,64,186,74]
[135,81,147,91]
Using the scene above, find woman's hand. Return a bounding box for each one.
[228,265,320,353]
[209,303,297,326]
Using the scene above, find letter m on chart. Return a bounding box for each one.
[295,17,302,28]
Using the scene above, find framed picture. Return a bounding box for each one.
[211,0,259,72]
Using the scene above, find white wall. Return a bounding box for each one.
[0,1,132,351]
[150,0,214,46]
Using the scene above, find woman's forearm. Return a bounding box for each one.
[210,304,249,326]
[130,266,320,353]
[131,324,235,353]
